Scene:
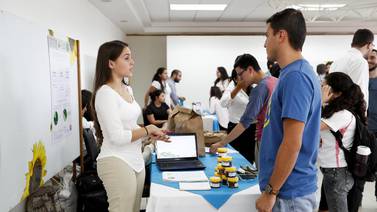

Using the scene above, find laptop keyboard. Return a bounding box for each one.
[159,160,203,168]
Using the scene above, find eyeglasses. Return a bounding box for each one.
[237,69,247,76]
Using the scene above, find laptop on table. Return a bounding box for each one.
[156,133,206,171]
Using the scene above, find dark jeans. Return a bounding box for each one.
[320,167,354,212]
[347,178,366,212]
[227,122,256,163]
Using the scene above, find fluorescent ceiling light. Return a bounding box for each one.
[288,4,346,11]
[170,4,227,11]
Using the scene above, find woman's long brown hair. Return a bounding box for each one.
[90,40,128,144]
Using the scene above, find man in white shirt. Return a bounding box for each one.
[330,29,374,108]
[167,69,185,106]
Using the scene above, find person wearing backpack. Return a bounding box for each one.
[318,72,367,212]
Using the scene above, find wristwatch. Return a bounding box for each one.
[264,184,279,195]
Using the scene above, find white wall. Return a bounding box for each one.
[0,0,126,90]
[127,36,167,124]
[167,35,355,109]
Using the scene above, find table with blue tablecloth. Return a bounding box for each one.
[146,149,261,212]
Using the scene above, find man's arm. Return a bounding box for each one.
[267,118,303,191]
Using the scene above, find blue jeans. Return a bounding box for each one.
[272,193,316,212]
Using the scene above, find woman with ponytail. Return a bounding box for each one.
[318,72,366,212]
[92,41,169,212]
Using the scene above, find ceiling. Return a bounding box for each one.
[89,0,377,35]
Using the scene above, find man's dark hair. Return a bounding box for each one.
[325,61,333,66]
[234,54,261,72]
[351,29,374,48]
[171,69,181,77]
[316,64,326,75]
[266,8,306,51]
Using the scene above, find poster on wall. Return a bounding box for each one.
[47,35,76,143]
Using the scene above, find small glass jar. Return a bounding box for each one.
[214,171,221,177]
[217,164,225,176]
[210,176,221,188]
[221,156,232,168]
[221,175,228,185]
[227,177,239,188]
[225,167,237,178]
[217,148,228,157]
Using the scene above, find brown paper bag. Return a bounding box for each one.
[168,106,205,156]
[204,131,227,147]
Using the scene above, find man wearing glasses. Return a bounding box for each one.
[210,53,277,170]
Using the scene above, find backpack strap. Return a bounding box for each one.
[330,130,349,153]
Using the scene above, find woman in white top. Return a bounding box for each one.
[318,72,367,212]
[220,69,255,162]
[214,66,230,93]
[144,67,172,108]
[209,86,229,130]
[92,41,169,212]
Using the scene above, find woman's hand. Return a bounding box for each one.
[321,84,333,105]
[146,125,170,142]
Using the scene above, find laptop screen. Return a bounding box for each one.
[156,134,197,159]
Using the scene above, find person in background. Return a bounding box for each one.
[214,66,230,93]
[209,86,229,131]
[368,49,377,203]
[211,54,277,166]
[317,63,327,83]
[220,68,255,163]
[318,72,366,212]
[144,67,172,108]
[167,69,185,107]
[81,89,94,129]
[325,61,333,74]
[330,28,374,108]
[267,60,281,78]
[330,28,374,212]
[144,90,171,128]
[256,9,321,212]
[92,40,169,212]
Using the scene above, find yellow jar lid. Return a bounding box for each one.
[217,157,223,162]
[217,165,224,170]
[210,176,221,183]
[221,175,227,180]
[222,156,233,162]
[227,177,239,183]
[225,167,237,172]
[217,148,228,153]
[214,172,221,177]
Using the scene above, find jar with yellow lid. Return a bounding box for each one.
[221,175,228,185]
[210,176,221,188]
[221,156,232,167]
[217,164,225,175]
[225,167,237,178]
[217,157,223,164]
[227,177,239,188]
[217,147,228,157]
[214,171,221,177]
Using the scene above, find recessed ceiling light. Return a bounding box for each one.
[101,0,112,2]
[120,20,128,23]
[170,4,227,11]
[288,4,346,11]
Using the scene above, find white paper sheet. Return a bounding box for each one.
[162,171,208,182]
[179,182,211,191]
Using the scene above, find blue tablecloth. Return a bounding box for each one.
[151,151,259,209]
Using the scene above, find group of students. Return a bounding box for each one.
[82,7,377,212]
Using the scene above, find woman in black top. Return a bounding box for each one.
[145,90,171,128]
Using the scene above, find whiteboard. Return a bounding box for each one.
[0,11,80,211]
